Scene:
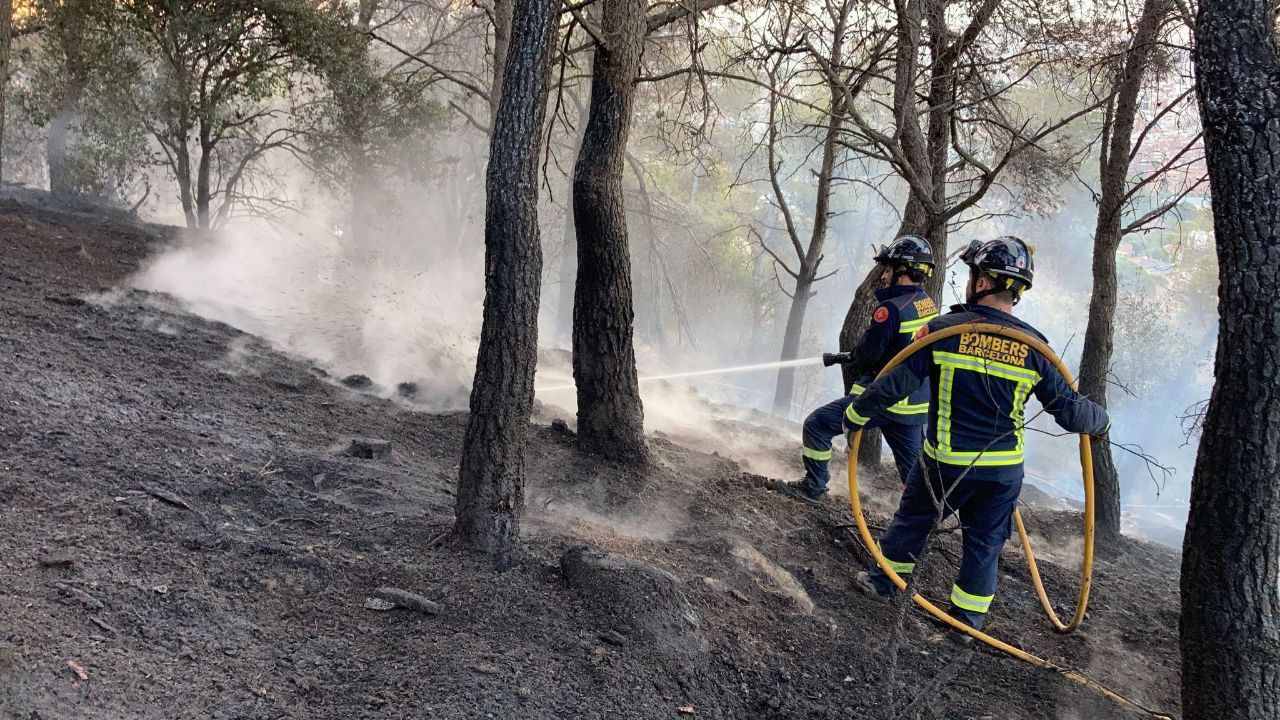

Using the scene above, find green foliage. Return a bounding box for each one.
[15,0,151,199]
[291,23,448,203]
[12,0,449,225]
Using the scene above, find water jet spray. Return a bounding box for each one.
[534,356,825,393]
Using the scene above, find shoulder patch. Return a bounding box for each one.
[873,306,890,323]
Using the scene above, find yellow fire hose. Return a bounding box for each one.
[846,322,1175,719]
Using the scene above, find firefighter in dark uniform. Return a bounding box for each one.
[776,235,939,504]
[843,236,1110,637]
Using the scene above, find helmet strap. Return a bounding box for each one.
[968,271,1024,305]
[891,263,930,284]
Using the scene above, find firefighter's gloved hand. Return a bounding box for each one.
[841,421,861,446]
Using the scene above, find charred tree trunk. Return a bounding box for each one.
[841,267,887,468]
[489,0,514,122]
[1180,0,1280,715]
[835,0,979,463]
[453,0,560,559]
[570,0,647,462]
[840,198,929,469]
[1078,0,1170,544]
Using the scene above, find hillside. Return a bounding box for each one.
[0,196,1181,719]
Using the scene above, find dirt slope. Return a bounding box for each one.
[0,196,1181,719]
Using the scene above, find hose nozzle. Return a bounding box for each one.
[823,352,851,367]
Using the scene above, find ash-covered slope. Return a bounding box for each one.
[0,196,1180,720]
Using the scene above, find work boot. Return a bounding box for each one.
[772,479,827,505]
[926,609,978,646]
[854,571,893,603]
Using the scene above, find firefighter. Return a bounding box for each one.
[775,235,939,504]
[842,236,1110,640]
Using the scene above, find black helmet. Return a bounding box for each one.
[961,236,1035,293]
[873,235,935,276]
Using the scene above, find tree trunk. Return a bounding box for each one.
[47,86,83,197]
[489,0,514,121]
[175,134,197,228]
[840,199,929,469]
[1180,0,1280,716]
[570,0,647,462]
[841,268,886,468]
[0,0,12,182]
[47,2,89,198]
[770,5,849,418]
[922,0,950,301]
[196,122,213,229]
[1079,229,1124,541]
[836,0,958,461]
[772,275,814,416]
[1078,0,1171,544]
[342,0,380,245]
[453,0,560,559]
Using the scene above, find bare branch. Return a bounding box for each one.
[645,0,739,33]
[1122,174,1209,234]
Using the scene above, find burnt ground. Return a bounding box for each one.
[0,196,1181,720]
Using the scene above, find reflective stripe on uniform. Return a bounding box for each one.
[880,544,915,574]
[802,446,833,461]
[849,380,928,416]
[886,400,929,416]
[845,404,871,425]
[927,348,1041,467]
[924,441,1024,466]
[933,350,1041,385]
[950,584,994,613]
[897,314,938,336]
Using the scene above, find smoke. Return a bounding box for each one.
[1077,628,1177,717]
[525,494,687,543]
[131,215,484,410]
[1016,533,1086,572]
[533,359,808,480]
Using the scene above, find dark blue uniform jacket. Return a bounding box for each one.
[844,304,1110,482]
[844,285,939,427]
